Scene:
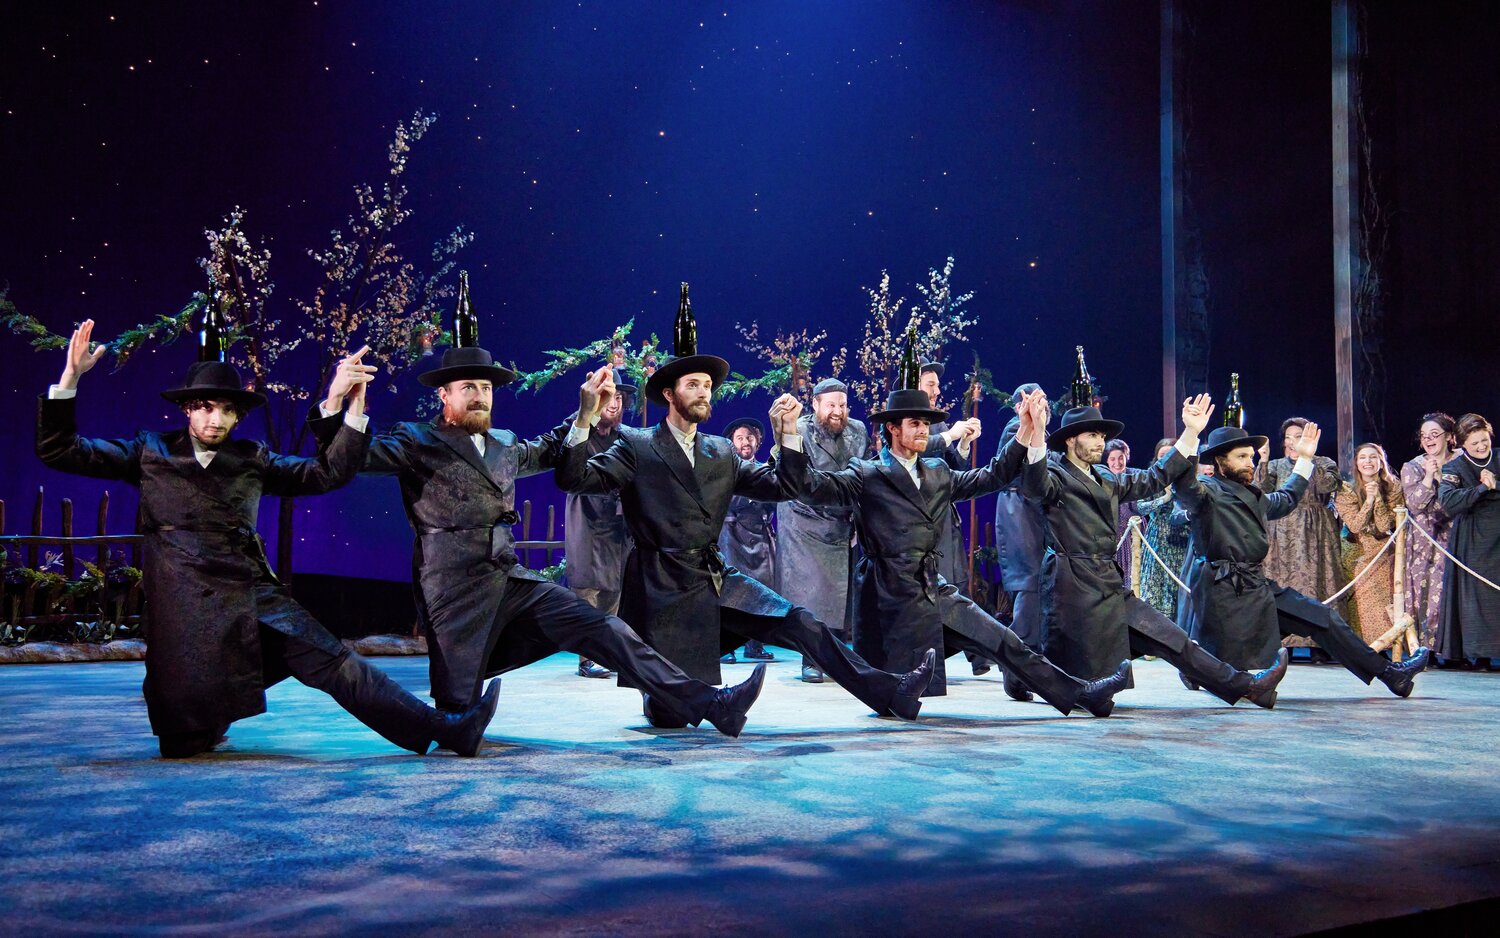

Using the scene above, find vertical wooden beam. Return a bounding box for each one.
[1332,0,1358,472]
[1160,0,1184,436]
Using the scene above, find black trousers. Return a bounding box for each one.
[1271,584,1389,684]
[721,605,904,717]
[1120,592,1253,705]
[162,583,440,756]
[478,579,718,727]
[942,592,1084,714]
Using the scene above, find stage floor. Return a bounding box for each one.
[1,651,1497,936]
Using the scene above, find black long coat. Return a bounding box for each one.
[1171,465,1310,669]
[1436,454,1500,658]
[797,440,1037,693]
[555,421,807,684]
[923,422,972,592]
[564,425,631,592]
[719,494,777,589]
[993,415,1049,592]
[1023,448,1195,679]
[349,416,570,708]
[36,396,367,737]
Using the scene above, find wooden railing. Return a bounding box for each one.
[0,488,146,644]
[514,499,564,573]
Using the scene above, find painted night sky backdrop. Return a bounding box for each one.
[2,2,1496,580]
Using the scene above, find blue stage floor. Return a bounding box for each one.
[2,652,1497,936]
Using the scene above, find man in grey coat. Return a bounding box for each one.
[718,417,777,663]
[775,378,865,682]
[991,383,1053,700]
[565,374,636,678]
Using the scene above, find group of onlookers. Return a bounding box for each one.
[1122,412,1500,670]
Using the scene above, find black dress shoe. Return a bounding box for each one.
[742,640,776,661]
[888,649,937,720]
[1380,646,1431,697]
[1075,660,1133,718]
[1179,672,1200,692]
[800,664,825,683]
[704,663,768,738]
[432,680,502,757]
[1244,648,1290,709]
[577,658,615,679]
[720,651,738,665]
[971,658,993,677]
[158,724,229,759]
[642,693,690,729]
[1002,669,1035,702]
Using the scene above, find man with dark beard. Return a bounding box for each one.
[557,352,937,725]
[793,385,1133,714]
[917,361,983,601]
[718,418,777,663]
[1023,395,1289,708]
[325,346,768,738]
[564,371,636,678]
[1173,424,1430,696]
[775,378,866,681]
[39,322,501,758]
[989,383,1054,698]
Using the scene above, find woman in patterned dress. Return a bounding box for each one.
[1137,438,1190,617]
[1400,413,1456,651]
[1334,443,1405,643]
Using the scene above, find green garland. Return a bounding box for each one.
[2,290,200,369]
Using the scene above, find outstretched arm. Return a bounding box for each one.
[35,320,143,482]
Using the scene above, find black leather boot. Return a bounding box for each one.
[1244,648,1290,709]
[1379,646,1431,698]
[1075,660,1134,718]
[703,663,768,738]
[888,649,937,720]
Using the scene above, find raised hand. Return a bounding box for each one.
[1015,390,1036,445]
[1180,393,1214,435]
[769,392,803,439]
[324,345,376,412]
[1294,422,1322,460]
[1029,390,1051,440]
[59,320,109,389]
[576,365,612,427]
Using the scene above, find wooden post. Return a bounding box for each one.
[545,503,558,568]
[97,491,110,569]
[60,498,75,577]
[1129,517,1144,596]
[29,486,43,568]
[1160,0,1184,437]
[1332,0,1360,473]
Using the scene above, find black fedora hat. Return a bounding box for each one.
[723,417,766,440]
[1047,405,1125,451]
[644,354,730,406]
[870,388,948,425]
[160,361,267,411]
[1198,426,1269,461]
[418,346,517,388]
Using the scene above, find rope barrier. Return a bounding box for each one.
[1406,515,1500,595]
[1115,517,1135,555]
[1134,521,1191,594]
[1320,512,1408,606]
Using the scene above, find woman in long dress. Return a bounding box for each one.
[1137,438,1189,618]
[1334,443,1405,643]
[1399,413,1456,651]
[1437,413,1500,669]
[1261,417,1348,648]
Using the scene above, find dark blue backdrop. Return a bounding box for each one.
[5,2,1493,581]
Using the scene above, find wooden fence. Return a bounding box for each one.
[0,487,146,644]
[0,487,565,645]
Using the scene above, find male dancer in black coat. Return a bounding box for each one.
[325,345,767,738]
[794,385,1131,715]
[1023,394,1289,708]
[1172,422,1430,696]
[38,322,498,758]
[557,350,936,726]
